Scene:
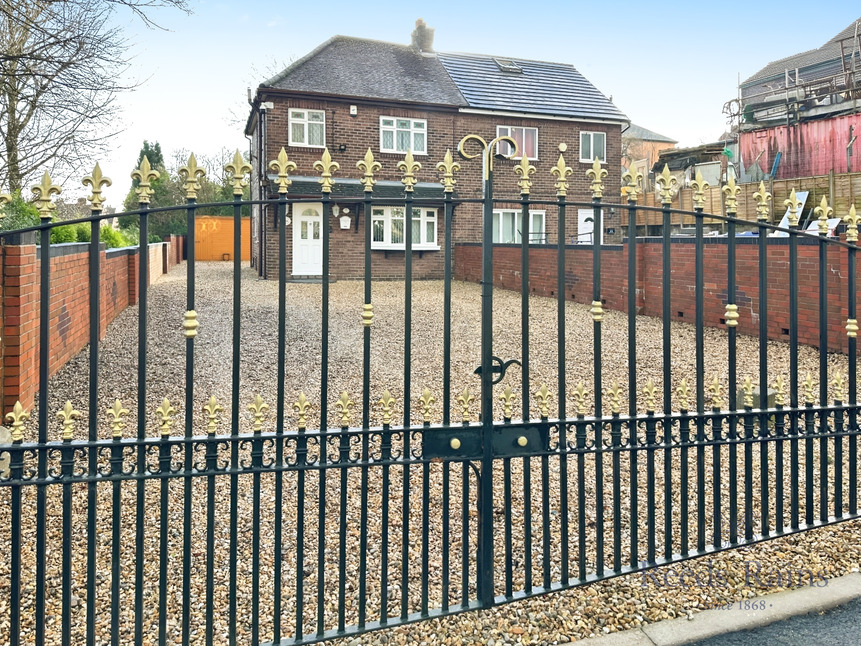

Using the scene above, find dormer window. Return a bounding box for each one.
[494,58,522,73]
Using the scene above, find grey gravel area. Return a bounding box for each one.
[1,261,860,646]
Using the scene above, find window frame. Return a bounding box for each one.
[379,117,428,155]
[496,126,539,160]
[288,108,326,148]
[370,206,439,250]
[492,209,546,244]
[580,131,607,163]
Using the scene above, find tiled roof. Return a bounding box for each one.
[436,52,627,121]
[265,37,466,106]
[742,18,860,86]
[260,37,626,122]
[623,123,676,143]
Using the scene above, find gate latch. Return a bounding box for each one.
[473,356,521,385]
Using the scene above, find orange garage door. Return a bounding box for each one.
[195,216,251,261]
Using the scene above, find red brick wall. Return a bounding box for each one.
[253,94,624,279]
[454,238,858,353]
[1,239,184,411]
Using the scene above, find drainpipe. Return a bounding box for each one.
[848,125,856,173]
[259,101,269,278]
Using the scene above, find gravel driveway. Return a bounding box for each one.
[1,261,859,646]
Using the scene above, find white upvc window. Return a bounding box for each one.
[289,109,326,147]
[371,206,438,249]
[380,117,427,154]
[496,126,538,159]
[580,131,606,163]
[492,209,546,244]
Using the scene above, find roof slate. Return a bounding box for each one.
[742,17,860,86]
[436,52,626,121]
[623,123,677,143]
[265,37,466,106]
[260,36,627,122]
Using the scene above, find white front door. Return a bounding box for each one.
[292,204,323,275]
[577,208,603,245]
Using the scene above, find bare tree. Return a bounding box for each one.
[0,0,189,193]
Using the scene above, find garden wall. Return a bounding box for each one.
[1,236,185,411]
[454,237,859,354]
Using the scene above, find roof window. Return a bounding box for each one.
[494,58,522,73]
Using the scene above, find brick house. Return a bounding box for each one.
[245,20,627,279]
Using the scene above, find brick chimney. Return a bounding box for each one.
[411,18,434,52]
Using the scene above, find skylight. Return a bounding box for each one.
[494,58,522,73]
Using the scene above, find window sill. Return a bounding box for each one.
[580,159,607,164]
[372,244,440,251]
[379,150,428,156]
[289,143,326,149]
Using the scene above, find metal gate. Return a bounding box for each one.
[1,138,860,646]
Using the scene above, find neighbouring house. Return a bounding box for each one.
[244,20,627,280]
[622,123,676,190]
[736,17,861,179]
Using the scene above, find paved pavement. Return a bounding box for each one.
[688,595,861,645]
[577,571,861,646]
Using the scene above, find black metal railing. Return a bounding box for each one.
[0,146,859,646]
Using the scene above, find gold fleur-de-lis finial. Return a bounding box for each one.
[534,383,552,418]
[269,147,297,194]
[156,398,177,437]
[436,149,461,193]
[514,154,536,195]
[336,391,354,427]
[814,196,832,235]
[586,158,608,199]
[656,165,678,205]
[784,189,803,228]
[314,148,339,193]
[843,204,859,243]
[57,400,81,441]
[108,400,129,439]
[831,373,846,401]
[773,376,786,407]
[31,171,61,219]
[378,390,395,426]
[742,376,755,408]
[803,373,816,404]
[676,379,691,411]
[178,153,206,200]
[753,181,772,221]
[419,387,435,424]
[0,193,11,208]
[708,376,723,410]
[608,382,623,415]
[499,386,515,420]
[722,175,741,214]
[398,150,421,193]
[225,150,252,196]
[82,163,112,211]
[203,396,223,435]
[550,154,573,197]
[690,170,710,210]
[357,148,382,192]
[457,387,474,423]
[5,401,29,443]
[622,165,642,203]
[248,394,269,433]
[642,379,657,412]
[293,392,311,430]
[132,155,160,204]
[573,381,589,416]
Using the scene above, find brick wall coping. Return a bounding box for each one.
[105,246,138,258]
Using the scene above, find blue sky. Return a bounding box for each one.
[91,0,860,207]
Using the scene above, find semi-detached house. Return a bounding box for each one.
[244,20,628,280]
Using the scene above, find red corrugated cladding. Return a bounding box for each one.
[739,113,861,178]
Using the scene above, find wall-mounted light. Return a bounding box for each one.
[333,205,352,229]
[338,143,347,152]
